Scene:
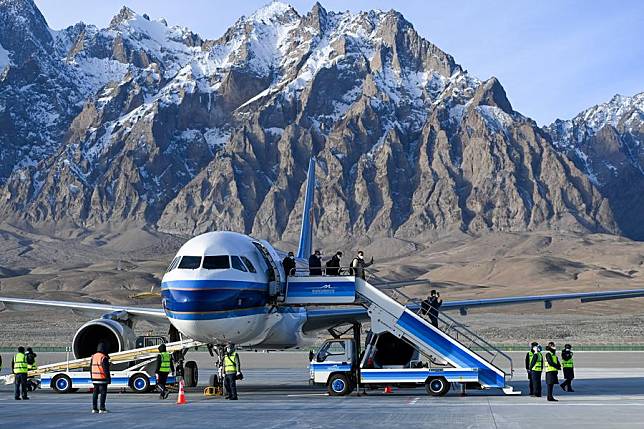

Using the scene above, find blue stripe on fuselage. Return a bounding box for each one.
[162,279,268,314]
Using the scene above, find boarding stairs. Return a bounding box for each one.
[285,274,516,392]
[0,339,204,385]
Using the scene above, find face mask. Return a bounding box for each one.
[290,256,294,260]
[226,347,233,353]
[358,255,364,260]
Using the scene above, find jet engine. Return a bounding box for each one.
[72,319,137,359]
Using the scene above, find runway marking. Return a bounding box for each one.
[286,393,329,397]
[407,397,420,405]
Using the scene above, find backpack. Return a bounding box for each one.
[26,353,35,365]
[349,258,359,276]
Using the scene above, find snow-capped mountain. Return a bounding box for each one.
[548,93,644,239]
[0,1,637,241]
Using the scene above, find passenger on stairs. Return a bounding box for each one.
[325,251,343,276]
[282,252,296,277]
[428,290,443,328]
[350,251,373,280]
[309,250,322,276]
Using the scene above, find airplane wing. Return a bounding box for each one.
[0,296,166,321]
[302,288,644,333]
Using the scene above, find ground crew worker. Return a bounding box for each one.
[350,251,373,280]
[25,347,38,392]
[529,343,543,397]
[560,343,575,392]
[155,343,174,399]
[12,346,29,400]
[223,343,241,400]
[325,251,343,275]
[282,251,296,277]
[309,250,322,276]
[525,342,538,395]
[544,341,561,402]
[90,343,111,413]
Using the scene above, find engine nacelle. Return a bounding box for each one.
[72,319,137,359]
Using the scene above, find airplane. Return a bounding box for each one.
[2,157,644,374]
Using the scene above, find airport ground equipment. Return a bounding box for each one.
[0,338,204,386]
[287,274,517,396]
[40,357,177,394]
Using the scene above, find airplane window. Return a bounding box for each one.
[178,256,202,269]
[231,256,247,272]
[240,256,257,273]
[203,255,230,270]
[165,257,179,273]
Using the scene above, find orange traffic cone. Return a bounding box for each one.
[383,386,393,394]
[176,379,188,405]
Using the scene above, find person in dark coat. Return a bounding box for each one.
[309,250,322,276]
[325,251,343,275]
[350,251,373,280]
[282,251,296,277]
[428,290,443,327]
[560,343,575,392]
[544,342,561,402]
[525,341,538,396]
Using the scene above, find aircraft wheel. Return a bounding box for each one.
[327,373,352,396]
[184,361,198,387]
[129,373,151,393]
[52,374,73,394]
[425,377,450,396]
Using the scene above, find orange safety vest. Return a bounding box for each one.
[91,353,109,381]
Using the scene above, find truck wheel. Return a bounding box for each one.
[184,361,198,387]
[327,373,352,396]
[425,377,450,396]
[52,374,73,394]
[129,373,151,393]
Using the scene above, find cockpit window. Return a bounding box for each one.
[231,256,247,272]
[240,256,257,273]
[203,255,230,270]
[178,256,202,270]
[165,257,180,273]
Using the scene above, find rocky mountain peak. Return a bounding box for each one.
[109,6,137,28]
[0,1,639,243]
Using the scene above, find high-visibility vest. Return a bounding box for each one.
[27,354,37,371]
[527,351,534,368]
[224,352,237,374]
[562,355,574,368]
[545,352,559,373]
[13,352,28,374]
[91,352,109,381]
[531,352,543,372]
[159,352,171,373]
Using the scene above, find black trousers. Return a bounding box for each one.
[547,383,556,400]
[92,383,108,411]
[561,378,573,391]
[527,371,533,395]
[14,373,28,399]
[530,371,542,397]
[224,374,237,399]
[157,372,169,394]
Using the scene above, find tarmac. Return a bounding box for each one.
[1,351,644,428]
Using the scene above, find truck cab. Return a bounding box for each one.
[310,333,481,397]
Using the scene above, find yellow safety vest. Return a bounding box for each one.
[13,352,28,374]
[527,351,534,367]
[545,352,559,373]
[159,352,171,373]
[224,352,237,374]
[531,352,543,372]
[562,356,574,368]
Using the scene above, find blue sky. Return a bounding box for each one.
[34,0,644,125]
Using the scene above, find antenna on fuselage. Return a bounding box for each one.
[296,157,316,259]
